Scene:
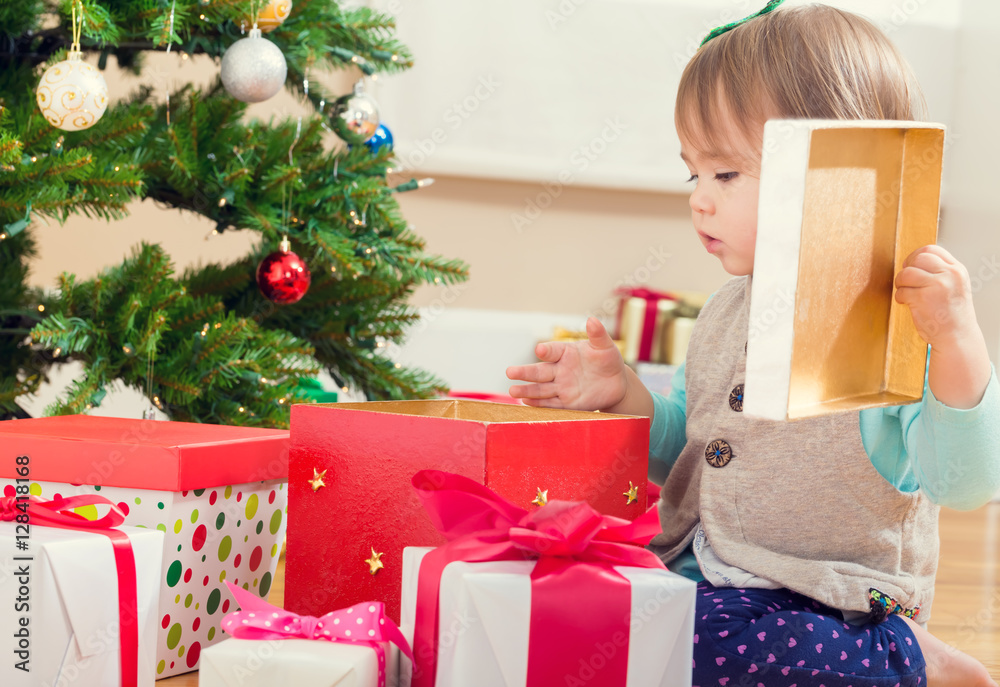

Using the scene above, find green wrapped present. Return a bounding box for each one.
[296,377,339,403]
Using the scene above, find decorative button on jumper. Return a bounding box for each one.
[729,384,744,412]
[705,439,733,468]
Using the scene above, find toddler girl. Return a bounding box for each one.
[507,4,1000,686]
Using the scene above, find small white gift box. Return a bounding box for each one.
[198,637,400,687]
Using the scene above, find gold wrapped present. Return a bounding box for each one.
[547,326,627,358]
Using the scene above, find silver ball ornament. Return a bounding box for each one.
[35,51,109,131]
[331,83,380,145]
[220,28,287,103]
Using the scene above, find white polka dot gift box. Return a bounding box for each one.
[0,416,290,680]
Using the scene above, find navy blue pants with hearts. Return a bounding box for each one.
[692,581,927,687]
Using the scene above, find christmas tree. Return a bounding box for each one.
[0,0,468,426]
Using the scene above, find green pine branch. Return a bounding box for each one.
[29,243,322,426]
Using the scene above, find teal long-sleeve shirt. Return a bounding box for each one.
[650,360,1000,511]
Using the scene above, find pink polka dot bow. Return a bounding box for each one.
[222,581,413,687]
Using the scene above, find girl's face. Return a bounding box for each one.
[678,133,761,277]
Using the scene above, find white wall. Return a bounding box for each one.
[375,0,962,192]
[940,0,1000,372]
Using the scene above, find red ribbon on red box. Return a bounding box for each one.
[1,494,138,687]
[410,470,666,687]
[614,287,677,362]
[221,581,413,687]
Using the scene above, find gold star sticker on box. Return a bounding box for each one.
[531,487,548,507]
[365,547,384,575]
[307,468,327,492]
[623,481,638,505]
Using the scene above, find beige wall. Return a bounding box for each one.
[398,176,726,318]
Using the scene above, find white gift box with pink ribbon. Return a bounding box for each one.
[0,521,163,687]
[398,546,697,687]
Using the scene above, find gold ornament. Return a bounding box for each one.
[36,2,108,131]
[36,52,108,131]
[364,547,384,575]
[307,467,327,491]
[623,481,638,505]
[255,0,293,32]
[531,487,548,507]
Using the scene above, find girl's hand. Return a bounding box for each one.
[506,317,630,411]
[894,245,980,349]
[894,245,992,409]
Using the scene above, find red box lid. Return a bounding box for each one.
[0,416,289,490]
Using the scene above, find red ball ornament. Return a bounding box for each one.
[256,237,311,304]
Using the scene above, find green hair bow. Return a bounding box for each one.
[700,0,786,47]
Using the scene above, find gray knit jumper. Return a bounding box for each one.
[648,276,940,621]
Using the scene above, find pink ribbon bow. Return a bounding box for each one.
[1,494,138,687]
[222,581,413,687]
[1,493,126,527]
[411,469,666,687]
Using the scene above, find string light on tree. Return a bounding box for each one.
[392,178,435,193]
[331,81,379,145]
[35,1,108,131]
[256,236,311,304]
[221,1,287,103]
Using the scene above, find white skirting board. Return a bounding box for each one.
[390,307,593,395]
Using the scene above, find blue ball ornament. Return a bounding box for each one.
[364,124,393,153]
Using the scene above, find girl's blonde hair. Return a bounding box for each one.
[676,4,926,163]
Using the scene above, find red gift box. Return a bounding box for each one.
[0,416,290,679]
[286,400,649,622]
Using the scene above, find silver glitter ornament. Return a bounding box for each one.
[220,27,287,103]
[331,82,380,145]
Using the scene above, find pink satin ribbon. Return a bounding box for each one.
[1,494,138,687]
[647,479,661,508]
[614,287,677,361]
[410,469,665,687]
[222,581,413,687]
